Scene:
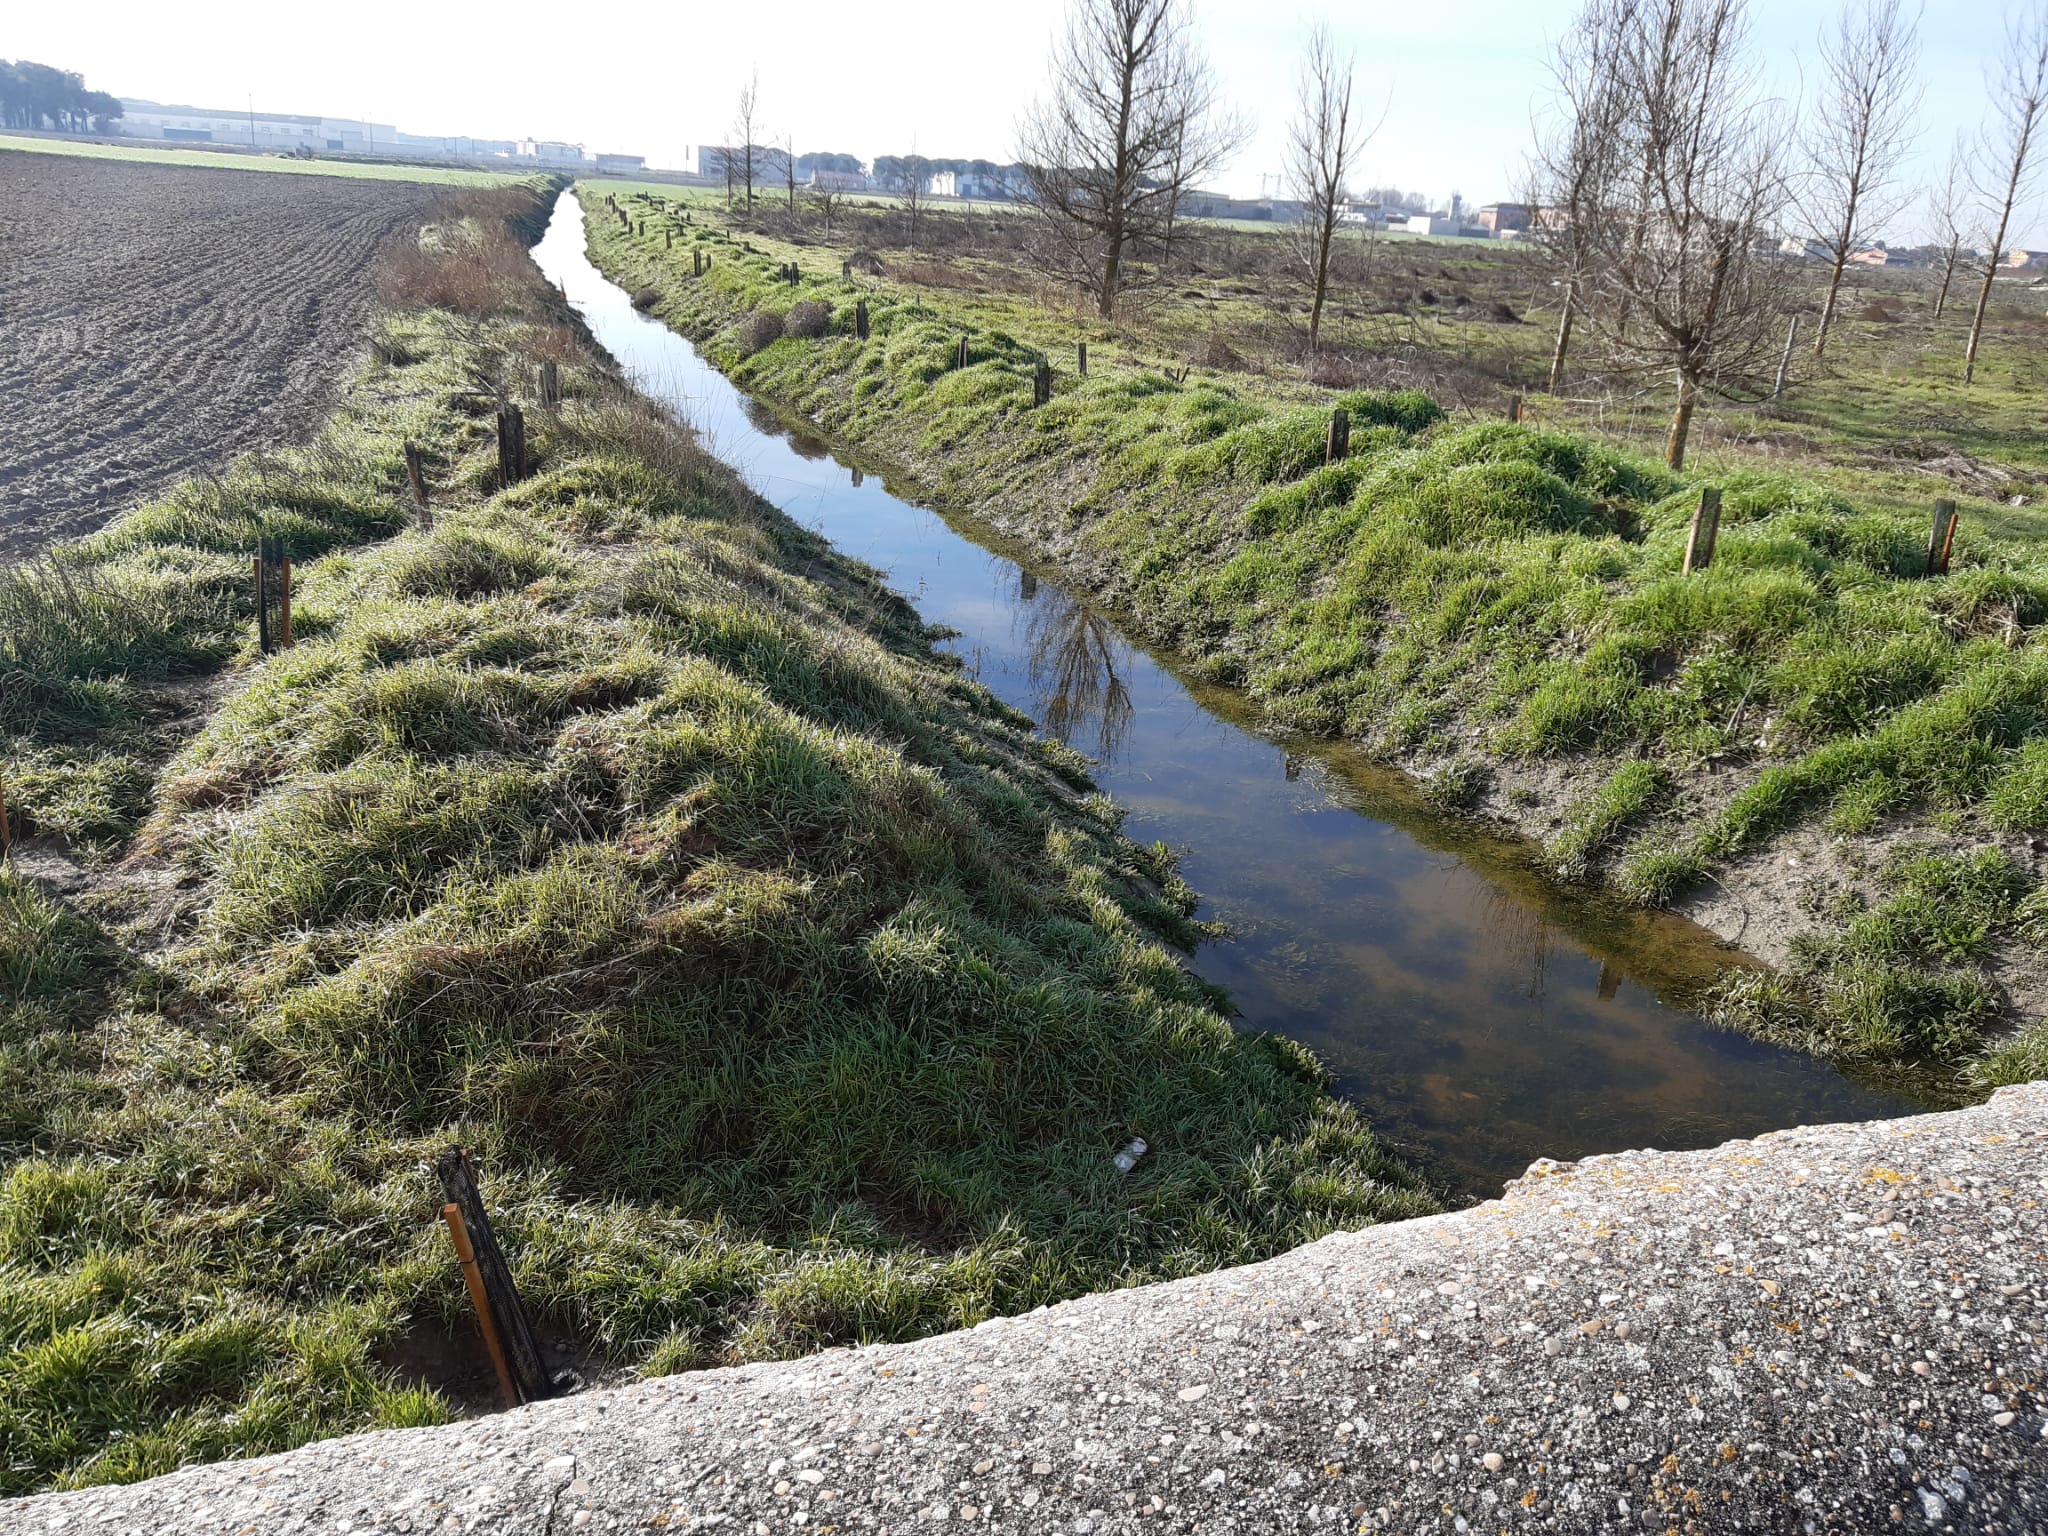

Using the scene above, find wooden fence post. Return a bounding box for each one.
[0,763,12,862]
[540,360,560,408]
[842,258,851,280]
[956,335,970,370]
[1508,394,1523,423]
[1773,316,1800,401]
[665,228,672,249]
[403,442,431,530]
[855,299,869,339]
[1325,406,1350,465]
[1927,497,1959,576]
[496,406,527,486]
[1078,341,1088,376]
[1034,359,1053,407]
[1682,487,1723,575]
[434,1149,553,1405]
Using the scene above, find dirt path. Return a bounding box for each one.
[0,151,439,554]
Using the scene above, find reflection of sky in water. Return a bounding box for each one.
[535,203,1927,1198]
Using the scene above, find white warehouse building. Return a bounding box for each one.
[117,100,395,153]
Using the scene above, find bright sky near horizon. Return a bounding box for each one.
[7,0,2038,242]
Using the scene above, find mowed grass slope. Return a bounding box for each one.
[581,189,2048,1087]
[0,186,1429,1495]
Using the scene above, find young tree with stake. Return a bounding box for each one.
[1286,23,1369,363]
[1927,135,1972,320]
[889,154,933,251]
[1531,0,1634,390]
[1964,3,2048,384]
[1018,0,1247,319]
[1800,0,1921,358]
[1550,0,1794,471]
[730,70,763,212]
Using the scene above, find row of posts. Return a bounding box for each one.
[658,234,1965,582]
[252,366,553,654]
[1680,489,1957,577]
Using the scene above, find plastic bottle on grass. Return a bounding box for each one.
[1114,1137,1149,1173]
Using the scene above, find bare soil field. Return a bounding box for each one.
[0,151,438,553]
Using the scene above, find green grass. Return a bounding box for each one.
[577,186,2048,1085]
[0,134,530,186]
[1711,845,2028,1065]
[0,186,1430,1496]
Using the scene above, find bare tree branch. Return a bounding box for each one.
[1964,3,2048,384]
[1799,0,1922,356]
[1286,23,1370,362]
[1927,134,1971,319]
[730,70,762,212]
[1535,0,1794,469]
[1017,0,1249,319]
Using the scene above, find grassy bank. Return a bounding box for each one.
[0,184,1430,1496]
[579,187,2048,1091]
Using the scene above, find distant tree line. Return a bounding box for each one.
[871,155,1022,182]
[0,60,122,133]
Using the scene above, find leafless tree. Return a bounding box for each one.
[808,183,846,230]
[1286,23,1368,360]
[1530,0,1635,389]
[782,136,798,216]
[1799,0,1921,357]
[888,155,933,250]
[1543,0,1793,469]
[1964,4,2048,383]
[1927,134,1971,318]
[1017,0,1248,318]
[730,70,762,211]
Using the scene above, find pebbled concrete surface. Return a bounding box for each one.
[11,1083,2047,1536]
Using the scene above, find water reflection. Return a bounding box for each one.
[1022,586,1135,762]
[534,198,1936,1199]
[1475,883,1559,1005]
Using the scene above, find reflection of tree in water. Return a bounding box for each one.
[1022,583,1135,763]
[1475,884,1560,1006]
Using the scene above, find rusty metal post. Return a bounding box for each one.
[442,1204,519,1409]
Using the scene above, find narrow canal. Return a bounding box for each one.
[533,195,1923,1199]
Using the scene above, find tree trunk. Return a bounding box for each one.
[1548,285,1575,391]
[1965,260,1999,383]
[1097,201,1125,318]
[1306,216,1335,358]
[1665,369,1699,471]
[1933,245,1958,318]
[1813,255,1849,356]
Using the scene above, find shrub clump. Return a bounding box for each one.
[739,309,786,354]
[784,299,833,339]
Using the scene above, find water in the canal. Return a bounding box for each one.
[533,196,1925,1199]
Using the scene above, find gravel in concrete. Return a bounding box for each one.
[12,1083,2047,1535]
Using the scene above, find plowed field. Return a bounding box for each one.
[0,151,438,553]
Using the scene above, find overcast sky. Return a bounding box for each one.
[8,0,2038,242]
